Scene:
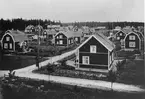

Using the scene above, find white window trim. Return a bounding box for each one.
[6,37,10,41]
[129,42,136,47]
[129,35,135,40]
[59,40,63,44]
[90,45,97,53]
[9,43,12,49]
[4,43,8,49]
[82,56,90,64]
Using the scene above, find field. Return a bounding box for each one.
[0,55,46,70]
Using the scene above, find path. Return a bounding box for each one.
[1,49,145,93]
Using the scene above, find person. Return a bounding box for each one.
[35,55,39,69]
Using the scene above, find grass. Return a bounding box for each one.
[1,77,145,99]
[116,59,145,87]
[0,55,46,70]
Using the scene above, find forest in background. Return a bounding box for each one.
[0,18,144,31]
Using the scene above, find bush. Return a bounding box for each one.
[116,59,126,71]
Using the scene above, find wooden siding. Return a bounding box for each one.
[79,53,108,65]
[125,33,140,49]
[79,37,108,53]
[2,34,14,51]
[116,31,126,41]
[55,33,67,46]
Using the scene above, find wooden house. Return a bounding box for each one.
[24,25,35,34]
[75,33,115,72]
[115,30,126,41]
[43,29,57,39]
[1,30,28,52]
[124,32,142,50]
[54,31,74,46]
[73,29,83,44]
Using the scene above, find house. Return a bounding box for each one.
[54,31,74,46]
[115,30,126,41]
[75,33,115,72]
[54,29,83,46]
[43,29,57,39]
[35,25,43,35]
[1,30,28,52]
[24,25,35,33]
[124,31,142,50]
[73,29,83,44]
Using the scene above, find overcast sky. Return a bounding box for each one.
[0,0,144,22]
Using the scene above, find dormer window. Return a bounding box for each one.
[90,45,96,53]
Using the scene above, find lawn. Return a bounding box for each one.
[0,55,46,70]
[1,77,144,99]
[116,59,145,87]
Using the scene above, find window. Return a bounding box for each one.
[117,37,120,40]
[57,36,59,39]
[90,45,96,53]
[6,37,10,41]
[9,43,12,49]
[82,56,89,64]
[56,41,59,44]
[120,33,122,36]
[129,35,135,40]
[129,42,136,47]
[4,43,8,49]
[59,35,62,38]
[75,37,78,41]
[59,40,63,44]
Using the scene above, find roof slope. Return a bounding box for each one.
[6,30,28,42]
[77,33,115,52]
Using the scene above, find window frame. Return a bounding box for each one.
[129,35,135,40]
[6,37,10,41]
[129,42,136,47]
[82,56,90,64]
[90,45,97,53]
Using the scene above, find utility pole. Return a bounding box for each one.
[36,24,41,69]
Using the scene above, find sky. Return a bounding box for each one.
[0,0,144,22]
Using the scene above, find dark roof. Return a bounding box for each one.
[5,30,28,42]
[77,33,115,52]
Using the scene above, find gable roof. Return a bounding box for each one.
[4,30,28,42]
[77,33,115,52]
[43,29,57,35]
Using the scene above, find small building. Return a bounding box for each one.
[124,32,142,50]
[115,30,126,41]
[73,29,83,44]
[1,30,28,52]
[75,33,115,72]
[43,29,57,40]
[24,25,35,34]
[54,31,74,46]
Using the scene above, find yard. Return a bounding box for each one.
[116,59,145,87]
[0,55,46,70]
[33,58,145,88]
[0,76,144,99]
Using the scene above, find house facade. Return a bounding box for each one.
[1,30,28,52]
[75,34,115,72]
[124,32,141,50]
[115,30,126,41]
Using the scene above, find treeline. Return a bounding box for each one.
[0,18,62,31]
[64,21,144,29]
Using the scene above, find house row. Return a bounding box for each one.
[109,28,144,51]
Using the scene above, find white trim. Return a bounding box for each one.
[108,51,109,70]
[124,32,141,50]
[1,31,15,51]
[76,35,113,52]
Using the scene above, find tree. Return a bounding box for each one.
[108,65,117,91]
